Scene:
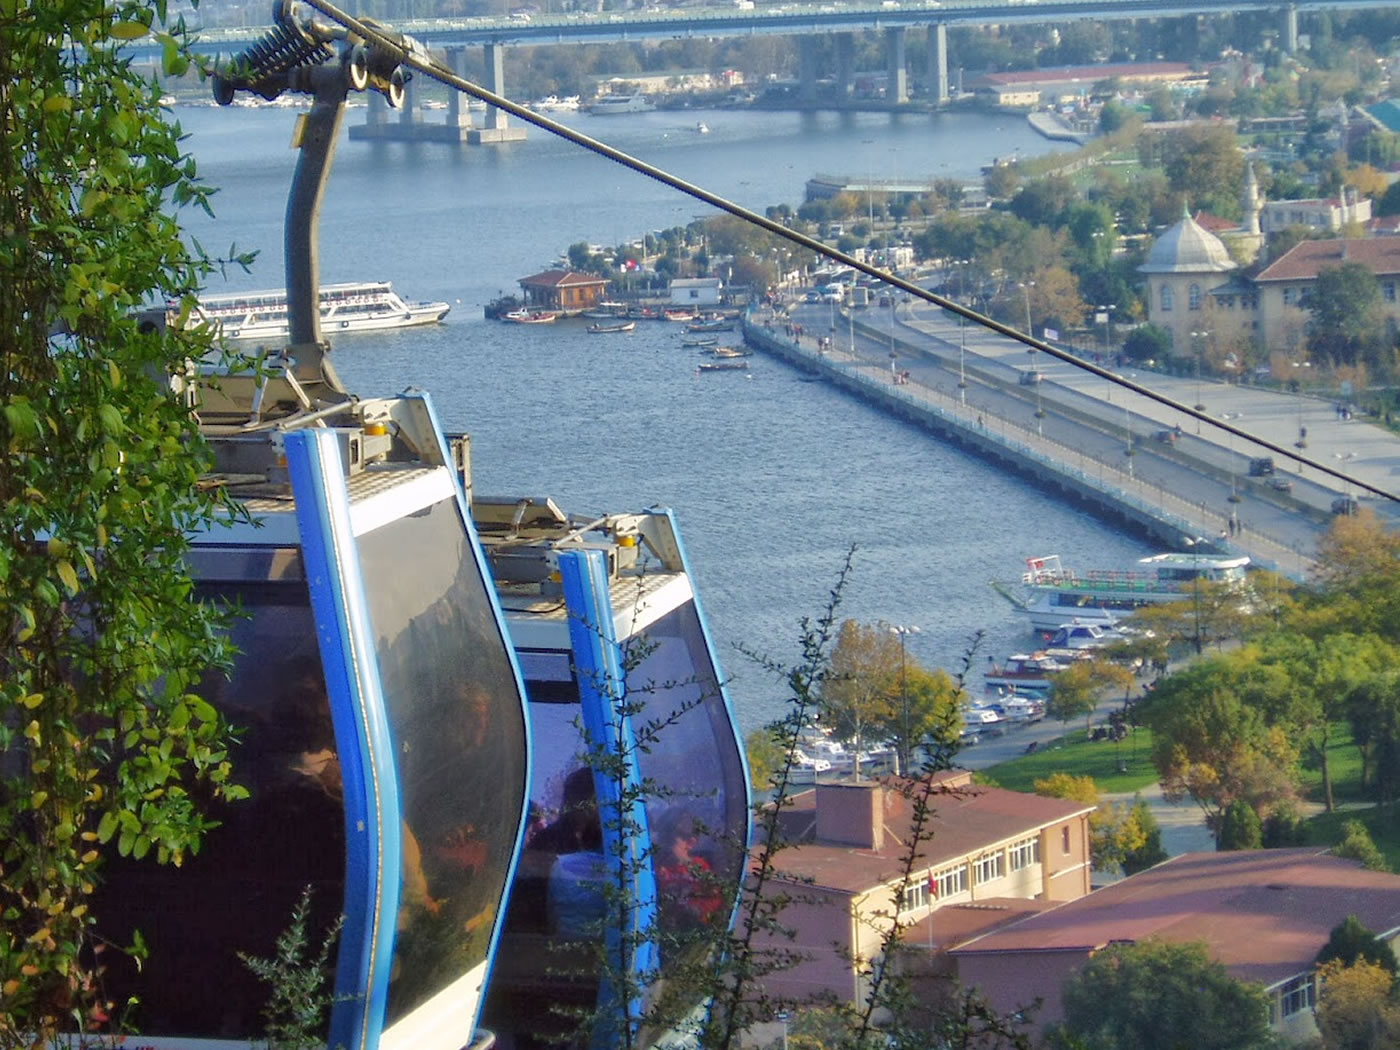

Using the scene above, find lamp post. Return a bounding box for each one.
[889,623,921,775]
[1184,537,1205,654]
[958,315,967,404]
[1190,329,1209,417]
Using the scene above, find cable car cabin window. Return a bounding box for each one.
[353,495,528,1031]
[92,588,346,1041]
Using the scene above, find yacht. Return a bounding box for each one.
[187,280,450,341]
[589,93,655,114]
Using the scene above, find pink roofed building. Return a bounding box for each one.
[949,848,1400,1044]
[754,772,1094,1009]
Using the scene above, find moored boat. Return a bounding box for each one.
[708,346,751,359]
[187,280,449,341]
[682,336,719,348]
[686,318,735,333]
[664,308,698,322]
[587,320,636,333]
[502,309,558,324]
[589,93,655,114]
[984,651,1071,695]
[697,359,751,372]
[1018,552,1252,634]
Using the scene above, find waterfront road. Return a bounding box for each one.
[784,297,1400,574]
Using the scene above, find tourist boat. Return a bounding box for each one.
[502,308,558,324]
[587,320,636,333]
[984,652,1072,695]
[1018,552,1252,634]
[188,280,449,341]
[697,359,751,372]
[589,93,654,114]
[530,94,581,112]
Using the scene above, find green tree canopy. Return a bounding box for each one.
[1305,262,1388,370]
[1055,939,1274,1050]
[1,3,245,1044]
[1318,915,1400,975]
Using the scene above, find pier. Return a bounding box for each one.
[744,301,1400,580]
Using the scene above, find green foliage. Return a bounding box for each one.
[1122,322,1171,363]
[240,887,346,1050]
[1217,798,1263,851]
[1336,818,1391,873]
[1120,797,1168,875]
[975,726,1160,796]
[0,4,246,1045]
[1305,262,1388,371]
[1317,915,1399,975]
[1054,940,1274,1050]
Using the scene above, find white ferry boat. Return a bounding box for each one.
[589,93,655,114]
[189,280,450,341]
[1018,552,1252,634]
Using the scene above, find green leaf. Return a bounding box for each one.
[55,559,79,597]
[108,21,150,40]
[97,811,119,843]
[97,403,125,435]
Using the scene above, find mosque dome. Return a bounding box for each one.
[1139,210,1236,274]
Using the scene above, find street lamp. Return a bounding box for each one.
[1190,329,1209,416]
[1095,304,1115,362]
[1020,280,1035,337]
[889,623,921,775]
[958,315,968,404]
[1183,537,1205,654]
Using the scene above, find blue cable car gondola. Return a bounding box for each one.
[472,500,751,1049]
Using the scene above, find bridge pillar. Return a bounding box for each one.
[885,26,907,106]
[836,32,855,101]
[928,22,948,104]
[468,43,526,143]
[798,35,819,104]
[444,47,473,129]
[400,71,419,128]
[1281,5,1298,53]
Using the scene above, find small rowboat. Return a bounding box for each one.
[587,321,636,333]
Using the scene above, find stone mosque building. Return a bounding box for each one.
[1138,165,1400,369]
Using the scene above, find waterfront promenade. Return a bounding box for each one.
[748,298,1400,579]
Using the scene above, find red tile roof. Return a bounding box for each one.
[904,898,1058,950]
[950,849,1400,987]
[518,269,609,288]
[1255,238,1400,282]
[768,778,1093,895]
[975,62,1197,87]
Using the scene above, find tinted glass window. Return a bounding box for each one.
[93,590,345,1039]
[355,496,529,1026]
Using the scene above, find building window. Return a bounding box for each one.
[1279,974,1315,1018]
[1188,284,1202,311]
[1062,826,1072,854]
[1160,284,1173,312]
[1009,837,1040,872]
[900,880,930,913]
[974,851,1004,885]
[1283,287,1297,307]
[1385,282,1396,303]
[932,866,967,899]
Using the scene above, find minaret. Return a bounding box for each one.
[1242,162,1261,237]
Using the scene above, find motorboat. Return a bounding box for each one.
[984,652,1071,695]
[1045,622,1117,650]
[187,280,450,341]
[789,749,834,783]
[1018,552,1252,634]
[582,301,628,318]
[502,308,558,324]
[587,320,636,333]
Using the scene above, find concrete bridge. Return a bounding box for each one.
[190,0,1379,144]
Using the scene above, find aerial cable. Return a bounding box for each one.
[293,0,1395,503]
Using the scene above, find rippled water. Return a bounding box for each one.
[179,103,1151,728]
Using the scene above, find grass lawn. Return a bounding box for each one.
[976,726,1160,796]
[1303,805,1400,873]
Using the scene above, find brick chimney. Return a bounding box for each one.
[814,781,884,850]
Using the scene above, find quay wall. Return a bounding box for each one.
[742,317,1285,569]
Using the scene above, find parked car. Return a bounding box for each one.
[1268,476,1293,493]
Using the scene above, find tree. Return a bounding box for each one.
[1217,798,1263,850]
[1346,671,1400,802]
[1120,796,1168,875]
[1306,263,1388,370]
[1033,773,1147,874]
[1162,125,1244,217]
[820,619,901,761]
[1138,658,1300,838]
[881,665,964,776]
[1318,915,1400,975]
[1,5,245,1045]
[1045,657,1134,734]
[1055,940,1274,1050]
[1315,958,1400,1050]
[1335,819,1391,873]
[1122,322,1171,363]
